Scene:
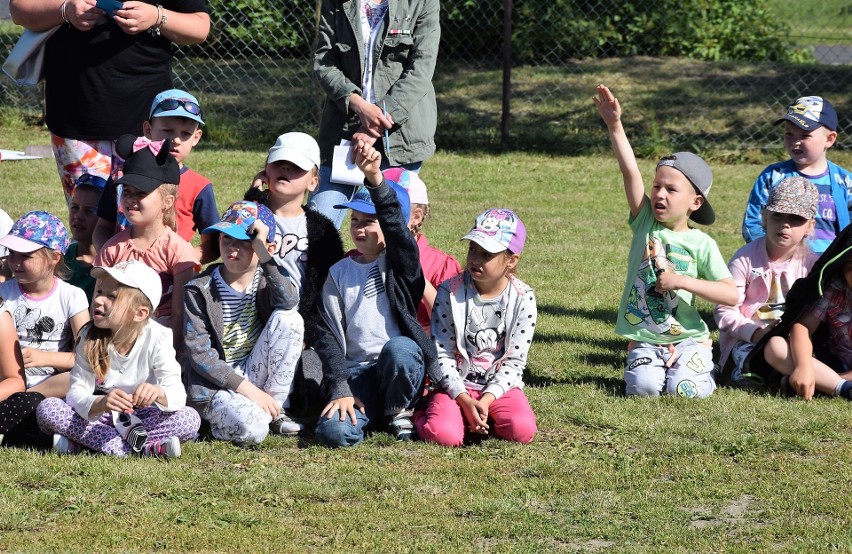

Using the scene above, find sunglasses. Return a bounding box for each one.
[151,98,203,119]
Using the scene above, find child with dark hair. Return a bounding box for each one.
[65,173,106,302]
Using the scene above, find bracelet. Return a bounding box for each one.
[148,4,167,36]
[60,0,70,25]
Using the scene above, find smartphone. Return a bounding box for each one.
[96,0,124,17]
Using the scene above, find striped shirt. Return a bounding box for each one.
[212,266,262,372]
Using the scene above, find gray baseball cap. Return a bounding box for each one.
[656,152,715,225]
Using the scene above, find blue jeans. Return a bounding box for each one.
[308,161,423,230]
[314,336,425,448]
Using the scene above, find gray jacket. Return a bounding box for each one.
[314,0,439,167]
[182,259,299,409]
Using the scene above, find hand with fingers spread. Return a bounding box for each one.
[321,396,365,425]
[593,84,623,127]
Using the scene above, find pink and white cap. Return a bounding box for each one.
[461,208,526,254]
[382,167,429,205]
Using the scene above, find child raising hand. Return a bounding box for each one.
[313,140,435,447]
[594,85,737,398]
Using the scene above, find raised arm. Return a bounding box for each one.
[593,85,646,218]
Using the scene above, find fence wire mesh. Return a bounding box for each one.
[0,0,850,154]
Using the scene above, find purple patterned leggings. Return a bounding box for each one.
[37,398,200,456]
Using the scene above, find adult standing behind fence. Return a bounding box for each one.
[9,0,210,204]
[310,0,440,229]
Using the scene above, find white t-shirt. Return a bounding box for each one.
[359,0,388,103]
[273,213,309,298]
[0,277,88,386]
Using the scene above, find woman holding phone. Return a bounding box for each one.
[9,0,210,204]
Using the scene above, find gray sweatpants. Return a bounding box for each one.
[624,339,716,398]
[204,309,303,445]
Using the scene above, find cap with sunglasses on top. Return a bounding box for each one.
[149,89,204,125]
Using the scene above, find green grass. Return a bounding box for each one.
[766,0,852,42]
[3,121,852,551]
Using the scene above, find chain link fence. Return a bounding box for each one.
[1,0,850,154]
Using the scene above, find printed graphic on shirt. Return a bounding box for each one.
[363,264,385,298]
[13,306,61,347]
[623,236,692,337]
[465,303,506,383]
[275,233,308,264]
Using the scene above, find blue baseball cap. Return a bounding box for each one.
[334,182,410,223]
[775,96,837,132]
[203,201,277,243]
[149,88,204,125]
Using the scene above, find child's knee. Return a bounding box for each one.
[35,397,67,428]
[211,417,269,446]
[380,337,422,365]
[265,309,305,343]
[415,415,464,447]
[624,367,664,397]
[495,417,537,444]
[314,412,364,448]
[624,349,665,396]
[664,375,715,398]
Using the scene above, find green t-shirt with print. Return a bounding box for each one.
[616,201,731,344]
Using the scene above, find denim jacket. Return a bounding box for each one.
[742,159,852,246]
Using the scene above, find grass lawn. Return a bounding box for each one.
[1,120,852,552]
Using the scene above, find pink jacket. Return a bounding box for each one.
[714,238,817,367]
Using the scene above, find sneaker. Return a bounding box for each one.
[270,412,303,436]
[53,434,81,455]
[388,410,414,441]
[140,436,181,458]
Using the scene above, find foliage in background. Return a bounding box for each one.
[441,0,809,63]
[0,1,847,155]
[203,0,318,57]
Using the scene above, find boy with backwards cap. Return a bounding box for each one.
[594,85,737,398]
[742,95,852,254]
[95,89,220,264]
[183,201,305,444]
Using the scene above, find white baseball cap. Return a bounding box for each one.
[267,132,320,171]
[91,260,162,311]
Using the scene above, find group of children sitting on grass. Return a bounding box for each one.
[0,85,848,459]
[593,85,852,401]
[0,88,534,457]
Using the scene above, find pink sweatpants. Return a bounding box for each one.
[414,387,536,446]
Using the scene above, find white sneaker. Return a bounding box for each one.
[270,412,303,436]
[141,436,181,458]
[53,434,82,455]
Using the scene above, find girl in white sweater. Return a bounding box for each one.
[37,260,199,457]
